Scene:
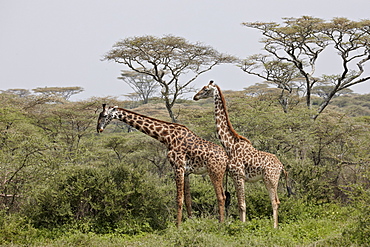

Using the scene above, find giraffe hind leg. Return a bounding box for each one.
[267,186,279,228]
[184,174,192,219]
[232,176,246,222]
[264,171,281,228]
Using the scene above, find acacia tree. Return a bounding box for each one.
[118,70,159,104]
[240,16,370,119]
[103,35,237,122]
[241,55,304,112]
[33,86,84,100]
[2,89,31,98]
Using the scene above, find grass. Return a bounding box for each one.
[0,204,360,247]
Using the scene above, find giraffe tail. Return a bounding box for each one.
[224,169,231,215]
[225,191,231,209]
[283,169,295,197]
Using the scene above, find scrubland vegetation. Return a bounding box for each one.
[1,88,370,246]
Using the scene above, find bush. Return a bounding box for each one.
[343,184,370,245]
[188,175,220,219]
[23,163,173,234]
[0,210,43,245]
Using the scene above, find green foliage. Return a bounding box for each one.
[0,203,357,246]
[1,89,370,246]
[331,94,370,116]
[189,176,220,218]
[0,106,53,212]
[342,179,370,245]
[179,100,221,144]
[24,164,172,234]
[126,206,352,247]
[0,211,37,245]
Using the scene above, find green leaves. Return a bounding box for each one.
[25,164,172,233]
[1,82,370,245]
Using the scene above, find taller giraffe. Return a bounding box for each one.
[97,104,228,227]
[194,81,290,228]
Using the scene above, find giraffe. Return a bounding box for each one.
[97,104,229,227]
[193,81,291,228]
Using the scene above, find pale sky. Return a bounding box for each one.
[1,0,370,100]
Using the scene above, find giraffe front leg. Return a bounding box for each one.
[168,151,186,227]
[184,174,192,219]
[174,169,185,227]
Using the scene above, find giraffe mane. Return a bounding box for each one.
[115,107,189,129]
[214,84,252,144]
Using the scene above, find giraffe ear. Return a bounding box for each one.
[110,106,119,112]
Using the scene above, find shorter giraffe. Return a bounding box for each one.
[194,81,291,228]
[97,104,229,227]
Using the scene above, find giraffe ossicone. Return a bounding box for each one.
[194,80,292,228]
[97,104,229,227]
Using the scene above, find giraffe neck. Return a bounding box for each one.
[116,108,176,144]
[213,85,251,151]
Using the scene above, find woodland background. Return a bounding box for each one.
[2,16,370,246]
[0,84,369,246]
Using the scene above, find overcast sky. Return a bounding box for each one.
[1,0,370,100]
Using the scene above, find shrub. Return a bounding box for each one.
[23,163,173,234]
[343,183,370,245]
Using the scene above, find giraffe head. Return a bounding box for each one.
[97,104,120,133]
[193,80,217,101]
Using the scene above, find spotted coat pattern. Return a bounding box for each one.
[97,104,228,227]
[194,81,286,228]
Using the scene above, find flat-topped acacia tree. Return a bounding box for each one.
[241,16,370,119]
[103,35,237,122]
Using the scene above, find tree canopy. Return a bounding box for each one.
[118,70,159,104]
[240,16,370,119]
[103,35,237,122]
[33,86,84,100]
